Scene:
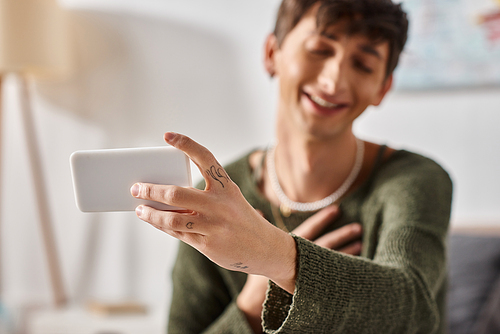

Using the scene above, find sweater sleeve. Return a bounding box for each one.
[168,241,254,334]
[262,159,453,333]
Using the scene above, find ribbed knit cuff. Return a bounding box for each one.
[262,280,293,332]
[262,234,341,333]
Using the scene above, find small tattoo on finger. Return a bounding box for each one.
[186,222,194,229]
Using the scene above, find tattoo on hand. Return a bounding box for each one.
[206,164,228,188]
[186,222,194,229]
[230,262,249,270]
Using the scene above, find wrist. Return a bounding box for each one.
[264,232,297,294]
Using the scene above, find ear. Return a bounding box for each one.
[263,33,279,77]
[372,74,393,106]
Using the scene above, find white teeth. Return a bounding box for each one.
[310,95,339,108]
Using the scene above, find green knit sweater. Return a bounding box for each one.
[167,148,453,333]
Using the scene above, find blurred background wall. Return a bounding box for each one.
[0,0,499,331]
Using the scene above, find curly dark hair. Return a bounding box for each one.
[273,0,408,78]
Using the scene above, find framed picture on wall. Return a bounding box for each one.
[395,0,500,90]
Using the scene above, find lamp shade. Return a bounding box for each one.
[0,0,70,77]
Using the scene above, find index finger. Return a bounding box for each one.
[292,205,340,240]
[164,132,231,191]
[314,223,363,250]
[131,183,205,211]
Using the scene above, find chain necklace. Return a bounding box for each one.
[267,138,364,216]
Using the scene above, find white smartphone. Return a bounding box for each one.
[70,146,192,212]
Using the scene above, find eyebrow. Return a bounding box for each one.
[358,44,382,59]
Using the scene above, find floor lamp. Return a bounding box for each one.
[0,0,71,308]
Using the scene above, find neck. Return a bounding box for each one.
[273,125,359,204]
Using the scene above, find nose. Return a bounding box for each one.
[317,57,348,95]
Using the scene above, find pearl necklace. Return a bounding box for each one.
[266,138,365,215]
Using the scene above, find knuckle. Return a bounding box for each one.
[140,184,153,199]
[184,233,208,252]
[164,186,182,204]
[176,135,191,149]
[200,146,214,162]
[166,214,183,230]
[169,230,183,240]
[226,180,240,195]
[141,206,154,222]
[198,236,210,252]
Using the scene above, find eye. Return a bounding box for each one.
[309,48,333,57]
[353,59,373,74]
[304,37,333,57]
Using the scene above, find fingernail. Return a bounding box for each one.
[164,132,177,142]
[135,205,143,217]
[353,224,362,233]
[131,183,140,197]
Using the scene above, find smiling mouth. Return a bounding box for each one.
[308,94,344,109]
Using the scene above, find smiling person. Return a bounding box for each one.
[131,0,453,333]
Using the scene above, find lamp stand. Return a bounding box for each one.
[19,74,66,308]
